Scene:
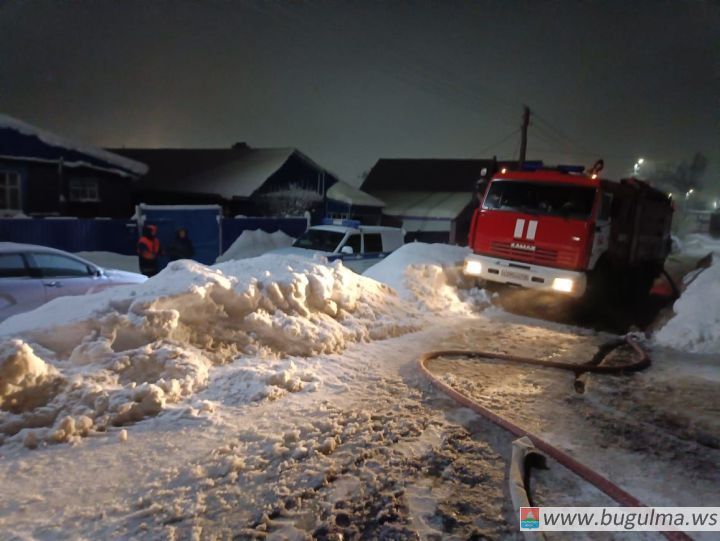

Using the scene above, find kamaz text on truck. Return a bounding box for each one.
[463,163,673,299]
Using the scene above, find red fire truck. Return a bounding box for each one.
[463,163,673,299]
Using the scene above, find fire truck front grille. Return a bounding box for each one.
[490,242,559,265]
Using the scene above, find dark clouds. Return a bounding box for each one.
[1,1,718,186]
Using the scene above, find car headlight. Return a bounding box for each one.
[464,259,483,276]
[552,277,574,293]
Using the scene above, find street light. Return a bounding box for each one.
[683,188,695,214]
[633,157,645,175]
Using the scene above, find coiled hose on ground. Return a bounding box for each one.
[417,336,693,541]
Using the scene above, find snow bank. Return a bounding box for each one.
[655,256,720,354]
[0,340,62,413]
[681,233,720,257]
[364,242,488,312]
[216,229,295,263]
[0,244,489,449]
[0,255,414,447]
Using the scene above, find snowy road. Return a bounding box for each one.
[0,242,718,540]
[2,314,697,541]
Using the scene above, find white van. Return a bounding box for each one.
[272,219,405,273]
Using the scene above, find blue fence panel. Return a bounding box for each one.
[1,214,309,264]
[0,219,138,254]
[139,206,221,266]
[221,217,307,253]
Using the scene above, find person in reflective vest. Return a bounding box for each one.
[137,224,161,277]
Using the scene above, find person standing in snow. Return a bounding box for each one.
[167,227,195,261]
[137,224,162,277]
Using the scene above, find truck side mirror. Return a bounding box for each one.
[340,245,354,255]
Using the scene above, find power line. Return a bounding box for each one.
[472,128,521,158]
[533,112,597,156]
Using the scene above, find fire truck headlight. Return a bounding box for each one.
[552,277,574,293]
[464,259,483,276]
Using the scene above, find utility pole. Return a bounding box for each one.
[519,105,530,168]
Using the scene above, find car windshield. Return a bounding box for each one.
[482,180,596,220]
[292,229,345,252]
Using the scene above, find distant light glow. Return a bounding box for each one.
[637,158,645,164]
[501,168,507,174]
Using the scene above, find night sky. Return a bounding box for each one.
[1,1,718,189]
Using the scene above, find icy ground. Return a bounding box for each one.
[0,241,717,540]
[430,317,720,540]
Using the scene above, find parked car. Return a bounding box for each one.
[0,243,147,322]
[271,219,405,273]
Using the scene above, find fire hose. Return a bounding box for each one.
[417,336,693,541]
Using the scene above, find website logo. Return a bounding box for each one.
[520,507,540,530]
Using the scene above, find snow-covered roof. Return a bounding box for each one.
[181,148,296,199]
[0,113,148,177]
[371,191,473,220]
[326,180,385,208]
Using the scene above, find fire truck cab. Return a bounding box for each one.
[463,164,673,298]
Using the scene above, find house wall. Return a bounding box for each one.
[0,159,134,218]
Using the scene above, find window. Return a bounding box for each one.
[483,180,596,220]
[0,254,29,278]
[293,229,345,252]
[363,233,383,253]
[344,234,361,254]
[69,179,100,202]
[0,171,21,211]
[32,253,92,277]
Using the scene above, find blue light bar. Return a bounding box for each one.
[321,218,361,228]
[520,161,544,171]
[556,164,586,174]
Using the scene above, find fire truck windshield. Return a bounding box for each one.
[482,180,596,220]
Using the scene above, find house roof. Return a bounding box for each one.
[326,180,385,208]
[372,191,474,220]
[361,158,518,192]
[0,114,147,177]
[111,146,295,198]
[113,145,382,206]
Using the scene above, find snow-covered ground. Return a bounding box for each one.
[216,229,295,263]
[655,255,720,353]
[0,241,717,539]
[75,251,141,273]
[679,233,720,257]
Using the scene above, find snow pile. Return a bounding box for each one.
[364,242,489,312]
[681,233,720,257]
[0,340,62,413]
[216,229,295,263]
[655,256,720,354]
[0,255,414,447]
